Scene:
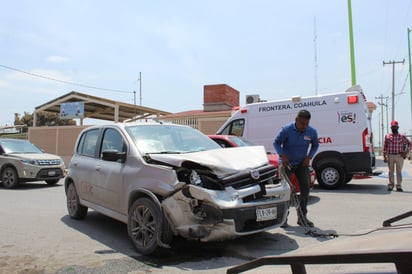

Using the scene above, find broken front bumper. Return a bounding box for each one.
[162,179,290,242]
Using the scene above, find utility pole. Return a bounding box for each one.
[134,72,142,118]
[376,94,389,155]
[385,96,389,133]
[383,59,405,121]
[139,71,142,109]
[133,90,136,115]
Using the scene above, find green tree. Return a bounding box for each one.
[14,112,76,130]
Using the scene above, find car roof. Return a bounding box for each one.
[85,122,188,130]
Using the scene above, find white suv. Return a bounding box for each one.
[65,123,290,255]
[0,139,65,189]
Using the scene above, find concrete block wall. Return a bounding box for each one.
[28,126,88,166]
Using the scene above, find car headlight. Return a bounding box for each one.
[21,159,39,165]
[189,170,202,186]
[177,168,203,186]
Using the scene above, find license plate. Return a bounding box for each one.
[256,206,277,221]
[48,170,56,176]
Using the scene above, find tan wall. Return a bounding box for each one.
[161,113,231,135]
[198,117,228,134]
[28,126,89,166]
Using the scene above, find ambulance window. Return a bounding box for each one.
[221,119,244,137]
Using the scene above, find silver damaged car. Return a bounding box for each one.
[65,123,290,255]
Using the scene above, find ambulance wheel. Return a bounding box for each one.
[316,163,345,189]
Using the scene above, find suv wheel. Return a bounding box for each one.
[128,197,172,255]
[1,167,19,189]
[66,183,88,219]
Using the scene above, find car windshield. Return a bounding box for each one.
[0,140,43,154]
[125,124,221,154]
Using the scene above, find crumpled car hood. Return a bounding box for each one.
[149,146,269,177]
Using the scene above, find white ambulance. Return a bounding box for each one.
[216,86,376,189]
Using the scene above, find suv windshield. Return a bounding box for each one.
[125,124,220,154]
[0,140,43,154]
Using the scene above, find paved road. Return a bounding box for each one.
[1,156,411,274]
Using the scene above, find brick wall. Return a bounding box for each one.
[203,84,239,111]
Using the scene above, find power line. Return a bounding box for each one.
[0,64,131,94]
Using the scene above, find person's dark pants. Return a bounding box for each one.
[284,165,311,216]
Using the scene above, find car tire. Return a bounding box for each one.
[316,163,346,190]
[128,197,173,255]
[1,166,19,189]
[46,179,59,185]
[66,183,88,219]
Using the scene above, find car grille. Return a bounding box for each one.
[222,165,277,188]
[220,165,279,203]
[37,159,61,166]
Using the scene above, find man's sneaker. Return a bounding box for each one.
[297,217,314,227]
[388,186,394,191]
[397,188,403,192]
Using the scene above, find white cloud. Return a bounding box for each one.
[0,79,9,88]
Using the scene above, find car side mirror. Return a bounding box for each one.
[102,150,126,163]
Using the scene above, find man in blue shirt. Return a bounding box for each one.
[274,109,319,227]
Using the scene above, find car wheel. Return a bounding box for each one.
[1,167,19,189]
[128,197,172,255]
[46,179,59,185]
[66,183,88,219]
[316,163,346,190]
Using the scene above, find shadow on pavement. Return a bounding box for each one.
[0,181,63,190]
[61,211,300,271]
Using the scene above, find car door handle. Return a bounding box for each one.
[95,165,101,171]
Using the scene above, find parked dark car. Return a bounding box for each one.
[208,134,316,192]
[65,123,291,255]
[0,139,65,188]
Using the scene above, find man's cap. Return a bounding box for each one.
[391,120,399,127]
[297,109,311,119]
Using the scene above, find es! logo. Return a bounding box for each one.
[338,112,357,123]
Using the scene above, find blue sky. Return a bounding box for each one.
[1,0,412,139]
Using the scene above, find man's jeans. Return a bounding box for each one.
[282,164,311,216]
